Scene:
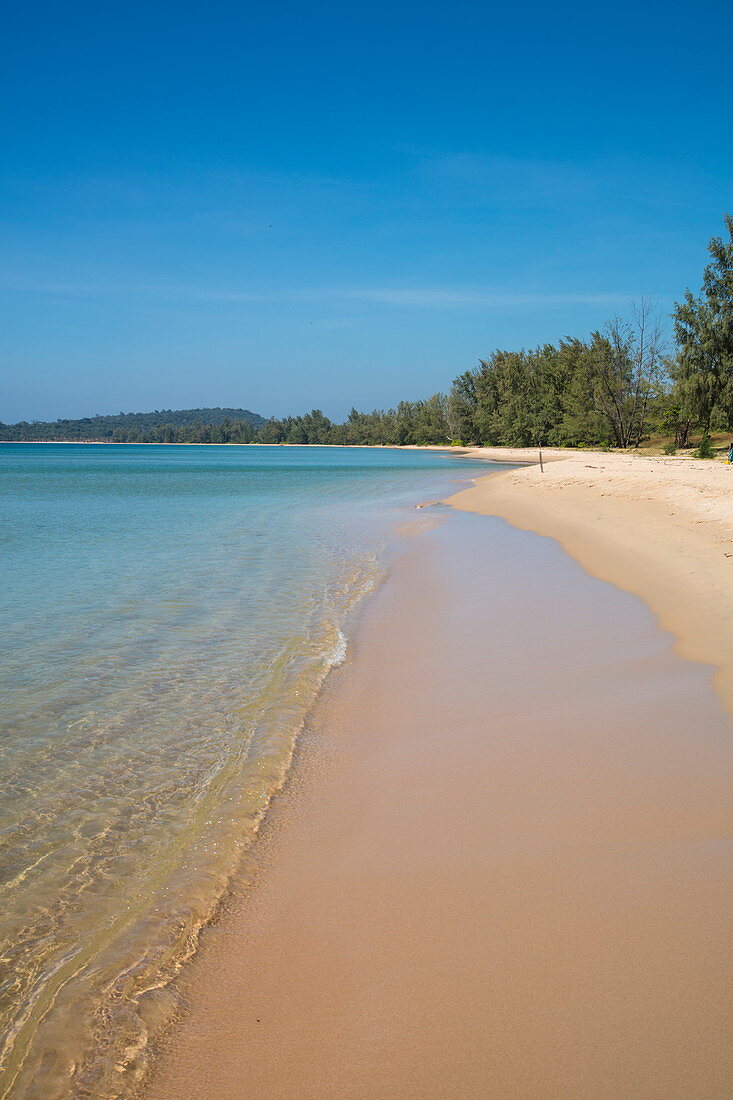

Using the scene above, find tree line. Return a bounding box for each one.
[0,400,450,445]
[0,407,264,443]
[3,216,732,450]
[447,215,732,449]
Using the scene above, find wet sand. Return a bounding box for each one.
[147,511,733,1099]
[450,448,733,715]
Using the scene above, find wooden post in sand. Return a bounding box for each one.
[538,443,544,473]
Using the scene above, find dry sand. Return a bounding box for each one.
[146,496,733,1099]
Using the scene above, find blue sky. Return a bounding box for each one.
[2,0,732,422]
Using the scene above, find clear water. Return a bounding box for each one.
[0,443,490,1099]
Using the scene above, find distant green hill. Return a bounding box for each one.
[0,407,267,443]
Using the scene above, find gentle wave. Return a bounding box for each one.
[329,629,348,667]
[1,558,379,1099]
[0,443,488,1099]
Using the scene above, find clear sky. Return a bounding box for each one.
[2,0,732,423]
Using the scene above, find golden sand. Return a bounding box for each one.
[147,496,733,1099]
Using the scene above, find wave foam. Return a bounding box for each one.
[328,629,348,667]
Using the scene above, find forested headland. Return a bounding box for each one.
[3,217,732,451]
[1,407,265,444]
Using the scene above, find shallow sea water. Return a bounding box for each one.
[0,443,490,1099]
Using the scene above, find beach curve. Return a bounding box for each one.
[448,447,733,718]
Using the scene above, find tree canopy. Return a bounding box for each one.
[672,214,733,433]
[0,407,264,443]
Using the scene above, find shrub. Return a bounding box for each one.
[694,434,714,459]
[663,441,677,455]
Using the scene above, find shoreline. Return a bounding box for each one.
[447,447,733,718]
[65,443,728,1098]
[0,440,505,451]
[1,450,492,1099]
[145,504,733,1099]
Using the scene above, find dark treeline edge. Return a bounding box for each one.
[2,217,731,450]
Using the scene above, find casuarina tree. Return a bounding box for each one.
[673,214,733,431]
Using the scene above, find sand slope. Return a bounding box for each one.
[450,448,733,716]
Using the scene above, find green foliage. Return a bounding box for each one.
[659,396,693,449]
[672,214,733,432]
[445,307,669,450]
[663,441,677,455]
[693,433,715,459]
[0,407,264,443]
[0,396,448,448]
[341,395,450,446]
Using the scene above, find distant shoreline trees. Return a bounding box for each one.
[446,299,669,448]
[0,407,265,444]
[2,218,731,450]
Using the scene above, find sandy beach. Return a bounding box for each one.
[8,2,731,1094]
[146,454,733,1099]
[450,448,733,716]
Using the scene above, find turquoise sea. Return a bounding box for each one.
[0,443,490,1099]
